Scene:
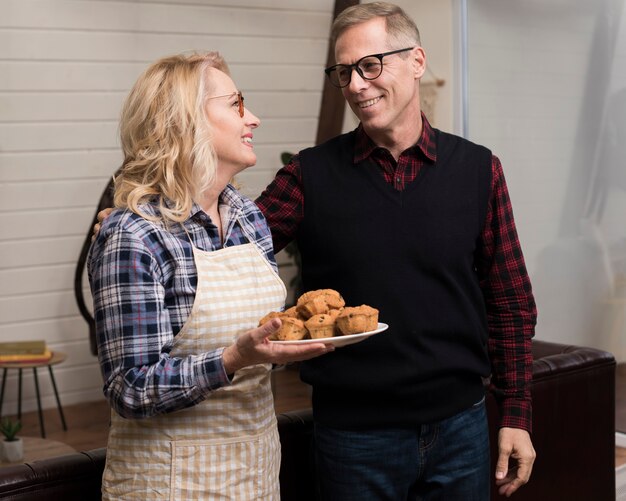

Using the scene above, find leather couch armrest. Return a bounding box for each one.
[488,339,616,501]
[0,448,106,500]
[532,339,616,378]
[278,409,316,501]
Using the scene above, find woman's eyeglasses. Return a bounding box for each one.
[207,91,244,117]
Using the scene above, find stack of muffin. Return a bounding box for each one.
[260,289,379,341]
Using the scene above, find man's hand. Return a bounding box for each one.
[495,427,536,497]
[222,318,334,374]
[92,208,113,241]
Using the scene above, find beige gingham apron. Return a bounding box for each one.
[102,241,286,500]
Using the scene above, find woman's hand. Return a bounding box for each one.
[92,208,114,241]
[222,318,334,374]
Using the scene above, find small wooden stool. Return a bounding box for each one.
[0,351,68,438]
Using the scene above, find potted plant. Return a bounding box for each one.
[0,417,23,462]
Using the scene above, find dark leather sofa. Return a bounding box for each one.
[0,340,615,500]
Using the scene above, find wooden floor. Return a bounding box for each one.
[6,363,626,468]
[11,364,313,453]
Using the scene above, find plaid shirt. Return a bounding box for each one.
[256,115,537,432]
[88,184,276,419]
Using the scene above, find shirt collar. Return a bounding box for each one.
[354,112,438,164]
[162,183,245,222]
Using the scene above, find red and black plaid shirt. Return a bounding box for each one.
[256,115,537,432]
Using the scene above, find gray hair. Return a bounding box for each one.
[331,2,421,49]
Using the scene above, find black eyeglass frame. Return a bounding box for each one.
[206,91,245,117]
[324,47,415,88]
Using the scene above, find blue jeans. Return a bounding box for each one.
[313,398,490,501]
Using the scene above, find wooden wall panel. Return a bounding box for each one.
[0,62,325,91]
[0,0,334,413]
[0,180,110,209]
[95,0,333,9]
[0,31,328,64]
[0,151,122,181]
[0,209,95,238]
[0,237,83,269]
[0,265,75,296]
[0,92,126,121]
[1,90,319,122]
[3,1,332,37]
[0,317,90,345]
[0,122,118,152]
[0,291,80,324]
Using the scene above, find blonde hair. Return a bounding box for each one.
[331,2,421,50]
[114,52,230,223]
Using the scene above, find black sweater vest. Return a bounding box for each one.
[298,129,493,428]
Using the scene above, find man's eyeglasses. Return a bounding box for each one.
[206,91,244,117]
[324,47,415,88]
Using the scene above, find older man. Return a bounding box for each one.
[257,2,537,500]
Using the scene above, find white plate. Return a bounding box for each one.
[271,322,388,348]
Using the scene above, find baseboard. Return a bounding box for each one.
[617,432,626,448]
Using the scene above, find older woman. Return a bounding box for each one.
[88,52,332,500]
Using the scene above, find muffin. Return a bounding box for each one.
[304,313,336,339]
[273,317,308,341]
[282,305,299,318]
[259,305,302,327]
[258,311,283,326]
[327,308,342,321]
[296,289,345,319]
[336,305,379,335]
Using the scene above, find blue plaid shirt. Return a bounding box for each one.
[88,184,277,419]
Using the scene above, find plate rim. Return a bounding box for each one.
[270,322,388,346]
